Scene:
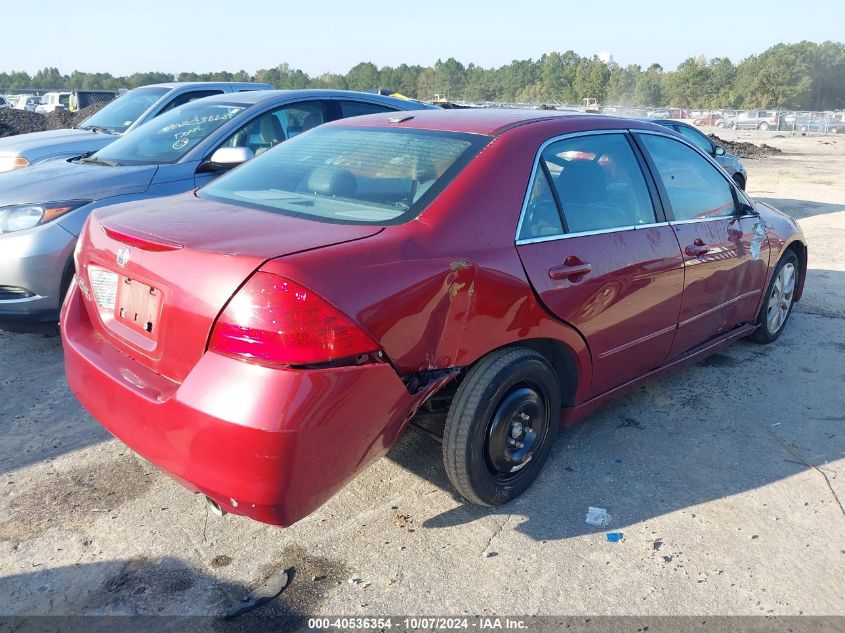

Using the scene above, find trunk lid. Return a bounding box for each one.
[79,193,382,381]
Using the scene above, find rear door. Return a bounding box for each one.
[634,131,770,358]
[516,131,685,397]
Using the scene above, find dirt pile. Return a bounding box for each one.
[708,134,783,159]
[0,103,107,138]
[0,109,47,137]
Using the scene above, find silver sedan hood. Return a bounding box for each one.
[0,128,119,165]
[0,159,157,206]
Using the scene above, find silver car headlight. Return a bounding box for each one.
[0,155,30,173]
[0,200,91,235]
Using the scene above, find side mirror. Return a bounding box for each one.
[714,145,725,156]
[198,146,254,173]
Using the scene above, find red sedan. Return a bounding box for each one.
[61,110,807,526]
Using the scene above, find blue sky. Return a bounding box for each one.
[5,0,844,76]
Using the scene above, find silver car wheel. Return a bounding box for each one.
[766,262,796,334]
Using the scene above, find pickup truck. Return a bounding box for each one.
[0,82,272,172]
[34,92,72,114]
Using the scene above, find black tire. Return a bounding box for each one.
[759,122,769,131]
[443,346,560,506]
[732,173,746,190]
[751,250,800,344]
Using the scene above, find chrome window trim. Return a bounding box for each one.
[516,221,670,245]
[670,215,734,226]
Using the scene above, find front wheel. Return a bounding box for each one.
[751,251,799,343]
[443,347,560,506]
[759,122,770,131]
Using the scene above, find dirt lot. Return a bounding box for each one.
[0,130,843,626]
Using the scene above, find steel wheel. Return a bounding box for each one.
[766,262,796,334]
[485,383,548,479]
[443,347,560,506]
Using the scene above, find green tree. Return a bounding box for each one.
[433,58,466,99]
[345,62,380,92]
[735,44,812,108]
[666,56,712,107]
[606,63,638,105]
[634,65,664,106]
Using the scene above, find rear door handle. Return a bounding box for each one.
[684,239,711,257]
[549,260,592,281]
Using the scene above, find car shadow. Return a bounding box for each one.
[0,330,111,475]
[388,308,845,542]
[752,197,844,220]
[0,557,319,630]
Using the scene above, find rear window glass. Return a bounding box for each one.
[198,127,490,225]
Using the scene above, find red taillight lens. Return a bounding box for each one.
[208,272,379,367]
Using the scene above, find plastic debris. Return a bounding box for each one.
[224,569,290,619]
[585,506,611,526]
[606,532,623,543]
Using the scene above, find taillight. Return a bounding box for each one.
[208,272,379,367]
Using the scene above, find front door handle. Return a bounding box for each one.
[684,239,711,257]
[549,258,592,281]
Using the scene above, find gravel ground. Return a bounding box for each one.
[0,131,843,626]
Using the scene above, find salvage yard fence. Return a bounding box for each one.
[463,102,845,136]
[0,87,120,113]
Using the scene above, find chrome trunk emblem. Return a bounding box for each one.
[116,246,131,268]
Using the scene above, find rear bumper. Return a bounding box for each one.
[61,281,432,526]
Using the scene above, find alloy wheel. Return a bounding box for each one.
[766,262,796,334]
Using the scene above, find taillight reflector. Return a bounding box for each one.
[208,272,378,367]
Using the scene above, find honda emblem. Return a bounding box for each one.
[116,246,131,268]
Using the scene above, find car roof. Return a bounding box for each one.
[641,118,689,128]
[187,88,432,107]
[328,108,666,136]
[142,81,270,90]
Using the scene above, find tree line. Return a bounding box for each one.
[2,41,843,110]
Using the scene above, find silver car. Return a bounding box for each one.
[650,119,749,190]
[0,89,433,331]
[0,82,272,173]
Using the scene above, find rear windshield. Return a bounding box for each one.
[198,126,490,225]
[78,86,170,133]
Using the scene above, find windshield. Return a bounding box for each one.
[91,101,247,166]
[78,86,169,133]
[198,127,490,225]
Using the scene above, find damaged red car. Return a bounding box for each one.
[61,110,807,526]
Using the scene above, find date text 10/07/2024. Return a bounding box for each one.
[307,617,529,630]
